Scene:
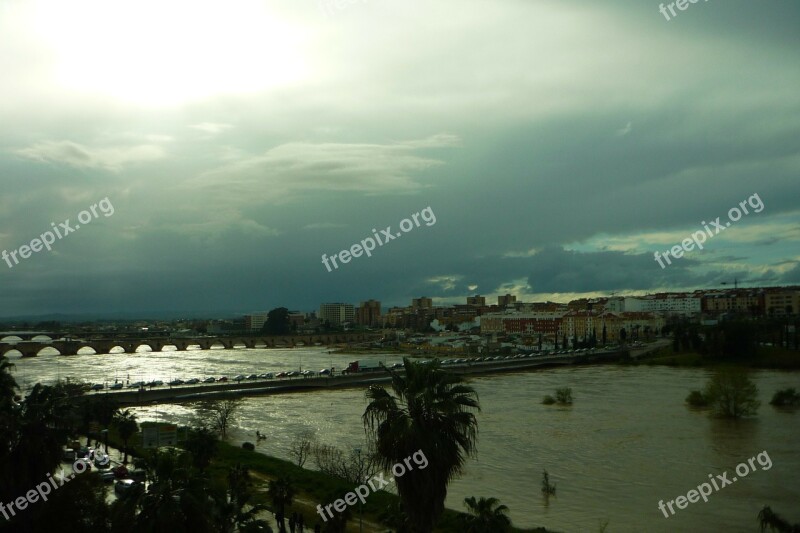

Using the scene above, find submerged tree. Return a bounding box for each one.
[704,369,760,418]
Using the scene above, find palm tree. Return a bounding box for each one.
[219,464,272,533]
[267,476,295,532]
[184,424,219,471]
[461,496,511,533]
[758,505,800,532]
[363,358,480,533]
[113,409,138,464]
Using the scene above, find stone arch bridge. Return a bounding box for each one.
[0,333,379,357]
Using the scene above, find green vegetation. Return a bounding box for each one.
[685,390,710,408]
[543,387,573,405]
[757,505,800,532]
[704,369,761,418]
[363,357,481,532]
[460,496,512,533]
[261,307,293,335]
[769,388,800,408]
[643,318,800,370]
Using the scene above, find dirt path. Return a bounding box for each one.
[249,471,388,533]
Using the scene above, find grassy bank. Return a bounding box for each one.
[634,346,800,370]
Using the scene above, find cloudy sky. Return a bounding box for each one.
[1,0,798,318]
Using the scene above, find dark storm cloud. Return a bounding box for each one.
[0,0,798,316]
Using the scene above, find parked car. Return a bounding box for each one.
[318,368,331,375]
[168,379,184,386]
[246,374,259,380]
[109,382,124,390]
[233,375,246,382]
[300,370,314,377]
[203,377,216,383]
[185,378,200,385]
[114,479,140,498]
[90,383,104,391]
[218,376,228,382]
[275,372,288,378]
[99,470,116,483]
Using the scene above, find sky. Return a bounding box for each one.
[1,0,799,318]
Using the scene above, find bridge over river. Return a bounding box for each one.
[0,332,380,357]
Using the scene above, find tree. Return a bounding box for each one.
[770,388,800,408]
[198,398,242,439]
[704,369,760,418]
[221,464,272,533]
[312,441,381,485]
[757,505,800,532]
[289,430,315,467]
[363,358,480,533]
[461,496,511,533]
[267,476,295,532]
[113,409,138,464]
[184,424,219,471]
[319,488,352,533]
[262,308,291,336]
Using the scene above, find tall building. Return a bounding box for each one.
[356,300,382,327]
[467,295,486,306]
[244,312,268,331]
[319,303,355,326]
[498,294,517,307]
[411,297,433,309]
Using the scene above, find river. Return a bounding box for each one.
[7,347,800,532]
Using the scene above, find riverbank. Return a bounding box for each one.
[632,345,800,369]
[104,428,553,532]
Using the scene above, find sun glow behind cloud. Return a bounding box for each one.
[31,0,311,106]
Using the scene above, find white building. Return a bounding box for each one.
[622,294,701,316]
[319,303,355,325]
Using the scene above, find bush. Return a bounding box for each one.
[555,387,573,405]
[770,388,800,407]
[686,390,710,407]
[242,442,255,451]
[543,387,573,405]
